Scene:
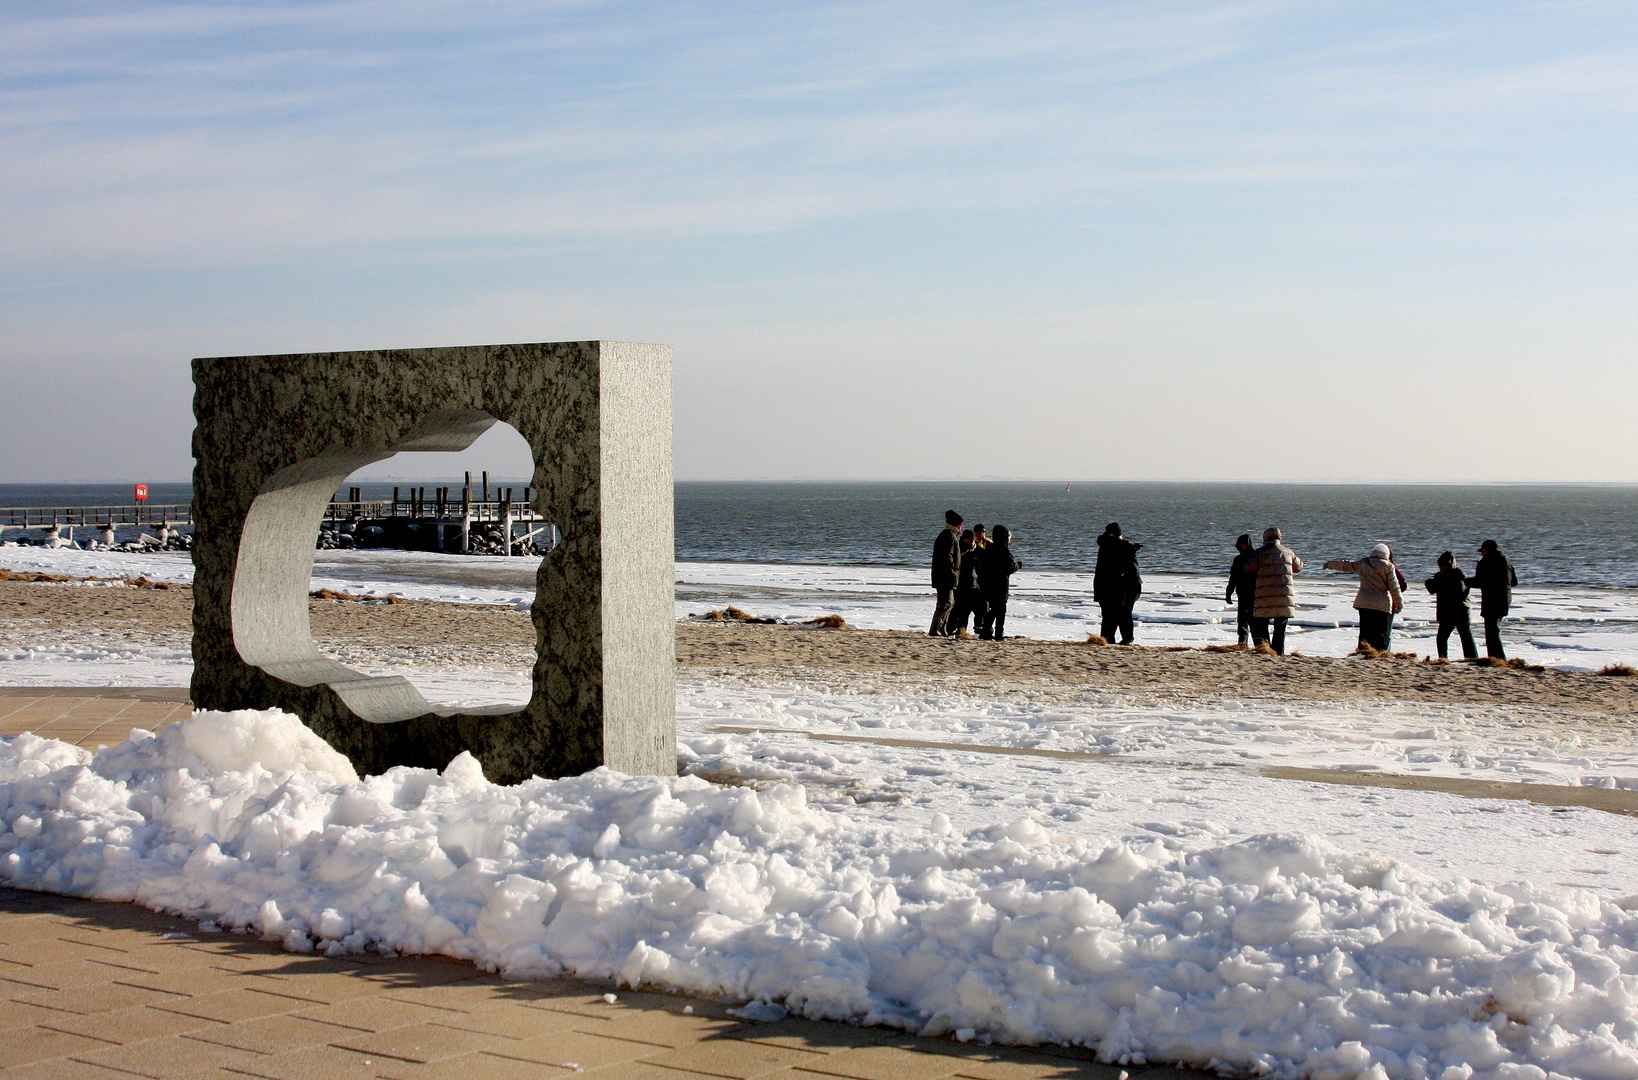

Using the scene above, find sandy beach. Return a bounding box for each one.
[5,577,1636,721]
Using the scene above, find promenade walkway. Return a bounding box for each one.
[0,690,1183,1080]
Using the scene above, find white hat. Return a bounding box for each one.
[1370,543,1391,559]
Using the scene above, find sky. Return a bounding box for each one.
[2,1,1637,484]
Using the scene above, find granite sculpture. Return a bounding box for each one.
[190,341,675,783]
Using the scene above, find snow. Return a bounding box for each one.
[4,707,1638,1079]
[6,545,1638,1075]
[2,547,1631,672]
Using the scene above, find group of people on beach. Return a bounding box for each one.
[930,511,1521,658]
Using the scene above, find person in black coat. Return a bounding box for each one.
[1466,539,1518,659]
[976,525,1020,640]
[1093,522,1142,644]
[1225,533,1257,646]
[1424,550,1477,660]
[945,530,981,635]
[929,509,962,636]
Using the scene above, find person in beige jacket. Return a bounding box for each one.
[1246,527,1304,654]
[1325,543,1403,652]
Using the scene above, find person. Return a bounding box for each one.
[1225,533,1257,646]
[929,509,962,636]
[1245,527,1303,654]
[1092,522,1143,645]
[976,525,1021,640]
[969,525,991,630]
[1324,543,1403,652]
[945,530,981,635]
[1425,551,1478,660]
[1467,539,1518,659]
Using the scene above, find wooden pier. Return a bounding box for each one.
[0,474,554,556]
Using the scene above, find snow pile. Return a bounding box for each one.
[5,711,1638,1079]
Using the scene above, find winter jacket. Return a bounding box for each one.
[1246,541,1304,618]
[1226,550,1257,607]
[978,542,1019,599]
[956,544,980,592]
[1467,553,1518,619]
[1093,535,1143,605]
[1424,567,1472,623]
[1324,556,1403,614]
[931,525,960,591]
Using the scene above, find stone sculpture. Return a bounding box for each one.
[190,341,675,783]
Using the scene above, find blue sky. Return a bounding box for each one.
[3,1,1636,482]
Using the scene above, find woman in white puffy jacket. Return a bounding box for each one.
[1325,543,1403,652]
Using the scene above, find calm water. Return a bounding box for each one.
[5,482,1634,589]
[675,482,1638,589]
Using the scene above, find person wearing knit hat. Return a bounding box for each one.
[1244,527,1304,654]
[1325,542,1404,652]
[929,509,964,636]
[1467,540,1519,659]
[1425,551,1478,659]
[1225,533,1257,646]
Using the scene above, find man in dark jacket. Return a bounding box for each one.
[976,525,1020,640]
[945,530,981,635]
[1467,539,1518,659]
[1425,551,1477,660]
[1093,523,1142,644]
[929,510,963,636]
[1225,533,1257,646]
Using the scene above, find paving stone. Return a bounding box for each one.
[643,1038,823,1078]
[380,978,524,1013]
[225,1043,391,1080]
[330,1020,502,1063]
[586,1010,750,1049]
[114,966,264,997]
[153,987,308,1023]
[376,1052,580,1080]
[0,937,118,967]
[430,1002,579,1040]
[492,1029,662,1069]
[0,995,65,1031]
[73,1033,271,1078]
[248,970,398,1006]
[0,1026,117,1068]
[296,995,449,1033]
[183,1012,345,1054]
[11,979,182,1015]
[949,1052,1116,1080]
[794,1045,967,1080]
[38,1002,222,1044]
[1,959,132,991]
[727,1021,895,1056]
[578,1063,726,1080]
[0,1058,136,1080]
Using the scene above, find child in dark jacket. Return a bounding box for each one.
[976,525,1021,640]
[1425,551,1478,660]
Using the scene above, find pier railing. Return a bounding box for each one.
[0,504,193,528]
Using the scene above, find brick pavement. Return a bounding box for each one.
[0,692,1198,1080]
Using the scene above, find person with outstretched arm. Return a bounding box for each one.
[1425,551,1478,660]
[1245,527,1304,654]
[929,509,962,636]
[1467,539,1519,659]
[1225,533,1257,646]
[1324,543,1404,652]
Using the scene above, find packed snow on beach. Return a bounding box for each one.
[1,546,1635,671]
[5,707,1638,1080]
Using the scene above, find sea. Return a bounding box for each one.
[3,481,1635,670]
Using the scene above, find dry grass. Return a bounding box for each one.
[1353,644,1420,660]
[802,614,850,629]
[1084,634,1109,646]
[1202,643,1248,653]
[1421,656,1451,666]
[695,606,778,624]
[1595,663,1638,677]
[1252,642,1278,656]
[1461,656,1547,673]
